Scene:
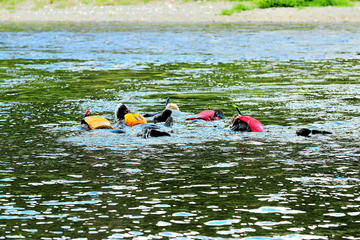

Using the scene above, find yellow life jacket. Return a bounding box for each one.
[124,113,147,127]
[84,116,113,129]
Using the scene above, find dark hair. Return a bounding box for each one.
[231,119,251,132]
[115,104,130,121]
[213,109,224,119]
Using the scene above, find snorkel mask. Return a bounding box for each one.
[214,109,225,120]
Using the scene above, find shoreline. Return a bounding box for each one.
[1,1,360,23]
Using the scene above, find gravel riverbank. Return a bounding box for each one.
[1,1,360,23]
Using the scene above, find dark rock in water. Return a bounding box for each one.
[296,128,332,137]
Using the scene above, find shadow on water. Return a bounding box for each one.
[0,22,360,239]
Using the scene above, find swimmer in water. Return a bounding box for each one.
[296,128,332,137]
[185,109,224,121]
[114,103,171,138]
[143,98,180,126]
[230,113,264,132]
[229,105,264,132]
[143,108,174,126]
[81,109,124,133]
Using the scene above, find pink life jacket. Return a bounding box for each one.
[186,110,221,121]
[238,116,264,132]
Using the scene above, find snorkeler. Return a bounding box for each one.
[143,97,179,126]
[114,103,171,138]
[81,109,113,130]
[143,109,174,126]
[229,106,264,132]
[185,109,224,121]
[296,128,332,137]
[81,109,124,133]
[165,103,180,111]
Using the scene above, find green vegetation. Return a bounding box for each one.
[256,0,353,8]
[221,2,255,15]
[222,0,354,15]
[0,0,24,10]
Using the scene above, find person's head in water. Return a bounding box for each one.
[213,109,224,120]
[166,103,180,111]
[115,103,130,121]
[230,113,251,132]
[230,113,241,126]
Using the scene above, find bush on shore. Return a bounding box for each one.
[257,0,353,8]
[222,0,354,15]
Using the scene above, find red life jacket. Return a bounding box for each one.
[237,116,264,132]
[186,110,221,121]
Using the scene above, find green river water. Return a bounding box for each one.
[0,23,360,239]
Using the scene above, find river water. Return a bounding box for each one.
[0,22,360,239]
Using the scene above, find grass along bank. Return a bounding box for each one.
[222,0,356,15]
